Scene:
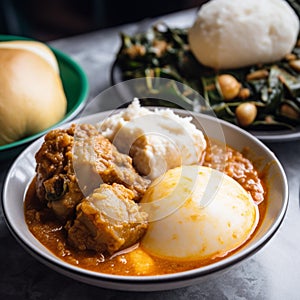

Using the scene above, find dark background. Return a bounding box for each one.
[0,0,207,41]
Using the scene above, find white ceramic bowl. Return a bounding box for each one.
[1,109,288,291]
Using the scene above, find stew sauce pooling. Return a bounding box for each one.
[25,139,267,276]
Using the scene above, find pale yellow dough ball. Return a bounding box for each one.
[0,41,67,145]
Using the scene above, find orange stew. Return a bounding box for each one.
[24,141,267,276]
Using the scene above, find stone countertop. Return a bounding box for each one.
[1,8,300,300]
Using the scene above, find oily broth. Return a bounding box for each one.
[24,141,268,276]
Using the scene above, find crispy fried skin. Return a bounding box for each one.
[35,124,150,226]
[67,183,148,254]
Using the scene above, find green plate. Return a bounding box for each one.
[0,35,89,161]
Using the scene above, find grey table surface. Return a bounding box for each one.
[1,8,300,300]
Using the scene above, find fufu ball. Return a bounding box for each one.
[188,0,299,69]
[140,165,259,261]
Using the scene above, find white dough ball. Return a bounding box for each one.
[188,0,300,69]
[140,165,259,261]
[0,41,67,145]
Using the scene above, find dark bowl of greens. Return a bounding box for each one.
[112,4,300,142]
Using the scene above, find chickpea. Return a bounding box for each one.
[238,88,250,99]
[265,115,275,124]
[217,74,241,101]
[246,69,269,81]
[152,40,168,57]
[280,104,300,119]
[289,60,300,73]
[285,53,297,61]
[123,44,146,59]
[235,102,257,127]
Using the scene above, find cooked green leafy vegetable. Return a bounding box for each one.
[115,22,300,130]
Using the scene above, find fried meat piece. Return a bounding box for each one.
[73,124,150,200]
[35,124,83,222]
[67,183,148,254]
[35,124,149,222]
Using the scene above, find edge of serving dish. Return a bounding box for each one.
[1,109,289,291]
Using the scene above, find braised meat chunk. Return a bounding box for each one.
[67,183,148,254]
[35,124,83,222]
[73,124,150,200]
[35,123,150,223]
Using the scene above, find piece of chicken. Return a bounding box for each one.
[72,123,150,201]
[67,183,148,254]
[35,123,150,222]
[35,124,83,222]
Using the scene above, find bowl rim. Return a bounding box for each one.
[1,109,289,289]
[0,34,89,152]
